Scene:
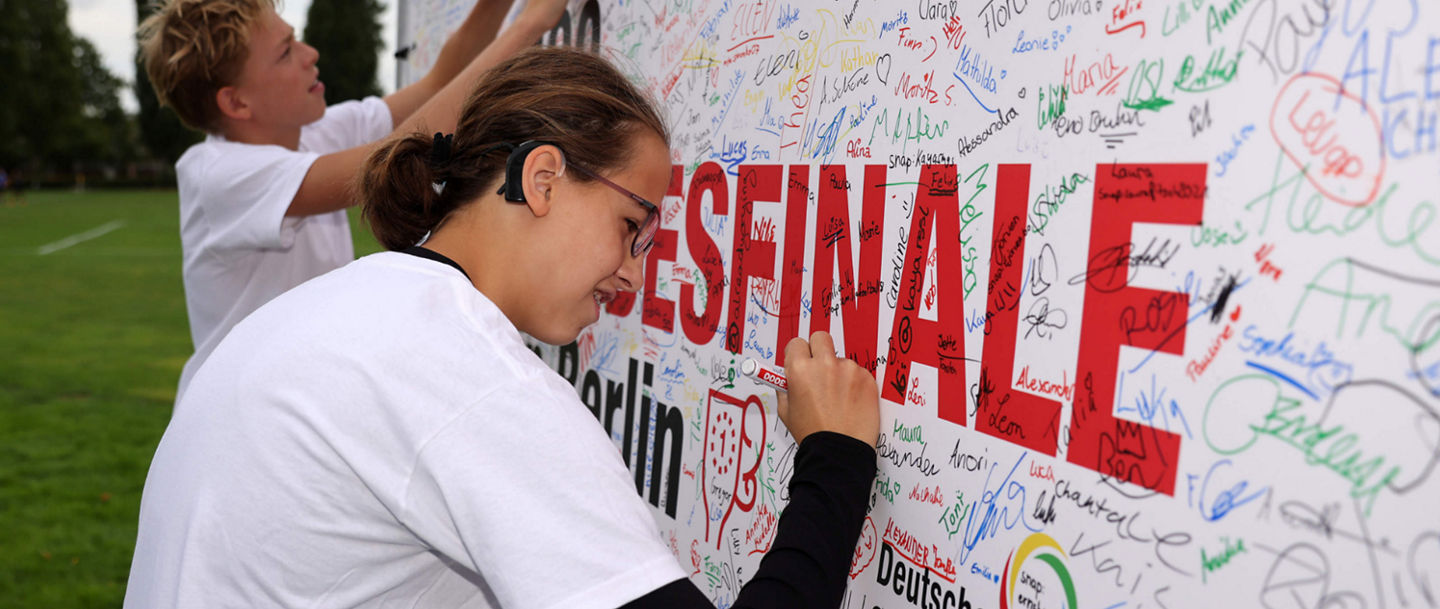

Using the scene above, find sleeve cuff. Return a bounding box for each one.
[794,431,877,489]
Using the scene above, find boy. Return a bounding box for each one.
[138,0,564,400]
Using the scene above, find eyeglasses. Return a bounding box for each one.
[564,162,660,258]
[492,141,660,258]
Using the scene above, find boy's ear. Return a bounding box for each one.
[215,86,252,122]
[520,145,565,218]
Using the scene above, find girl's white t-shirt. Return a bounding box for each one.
[126,252,685,609]
[173,97,394,401]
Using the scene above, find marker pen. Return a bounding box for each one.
[741,358,788,391]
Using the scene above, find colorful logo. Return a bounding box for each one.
[999,533,1078,609]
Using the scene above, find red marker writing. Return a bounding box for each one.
[741,358,788,391]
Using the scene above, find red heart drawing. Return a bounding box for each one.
[701,389,767,548]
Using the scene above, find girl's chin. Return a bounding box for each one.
[521,301,599,346]
[528,324,586,347]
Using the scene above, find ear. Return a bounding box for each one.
[520,144,565,218]
[215,86,252,122]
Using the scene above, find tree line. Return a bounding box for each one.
[0,0,384,187]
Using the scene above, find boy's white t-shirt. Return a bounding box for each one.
[126,252,686,608]
[174,97,393,399]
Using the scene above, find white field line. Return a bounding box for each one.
[36,220,127,255]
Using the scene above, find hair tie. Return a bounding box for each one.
[430,132,454,166]
[430,132,454,195]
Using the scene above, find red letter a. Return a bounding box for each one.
[881,165,966,425]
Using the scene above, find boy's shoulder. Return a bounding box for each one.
[174,135,320,221]
[297,97,394,154]
[177,136,304,185]
[177,97,390,176]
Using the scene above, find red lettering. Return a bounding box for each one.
[606,285,638,317]
[776,166,809,365]
[881,165,967,424]
[642,227,678,331]
[845,138,872,159]
[612,166,690,318]
[975,164,1063,454]
[681,163,728,345]
[811,165,886,374]
[1068,163,1205,495]
[1270,73,1386,206]
[726,165,781,354]
[758,367,788,389]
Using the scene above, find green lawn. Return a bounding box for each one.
[0,189,381,606]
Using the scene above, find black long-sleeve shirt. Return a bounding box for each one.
[621,431,877,609]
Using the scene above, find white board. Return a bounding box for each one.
[399,1,1440,607]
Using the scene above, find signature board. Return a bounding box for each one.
[399,1,1440,607]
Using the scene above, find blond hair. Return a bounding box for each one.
[137,0,276,132]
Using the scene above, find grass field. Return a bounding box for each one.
[0,189,381,607]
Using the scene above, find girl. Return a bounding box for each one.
[126,47,880,609]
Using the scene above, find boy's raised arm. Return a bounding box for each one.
[384,0,520,126]
[287,0,565,218]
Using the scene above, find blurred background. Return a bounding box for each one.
[0,0,399,604]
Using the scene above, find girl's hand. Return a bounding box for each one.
[775,332,881,447]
